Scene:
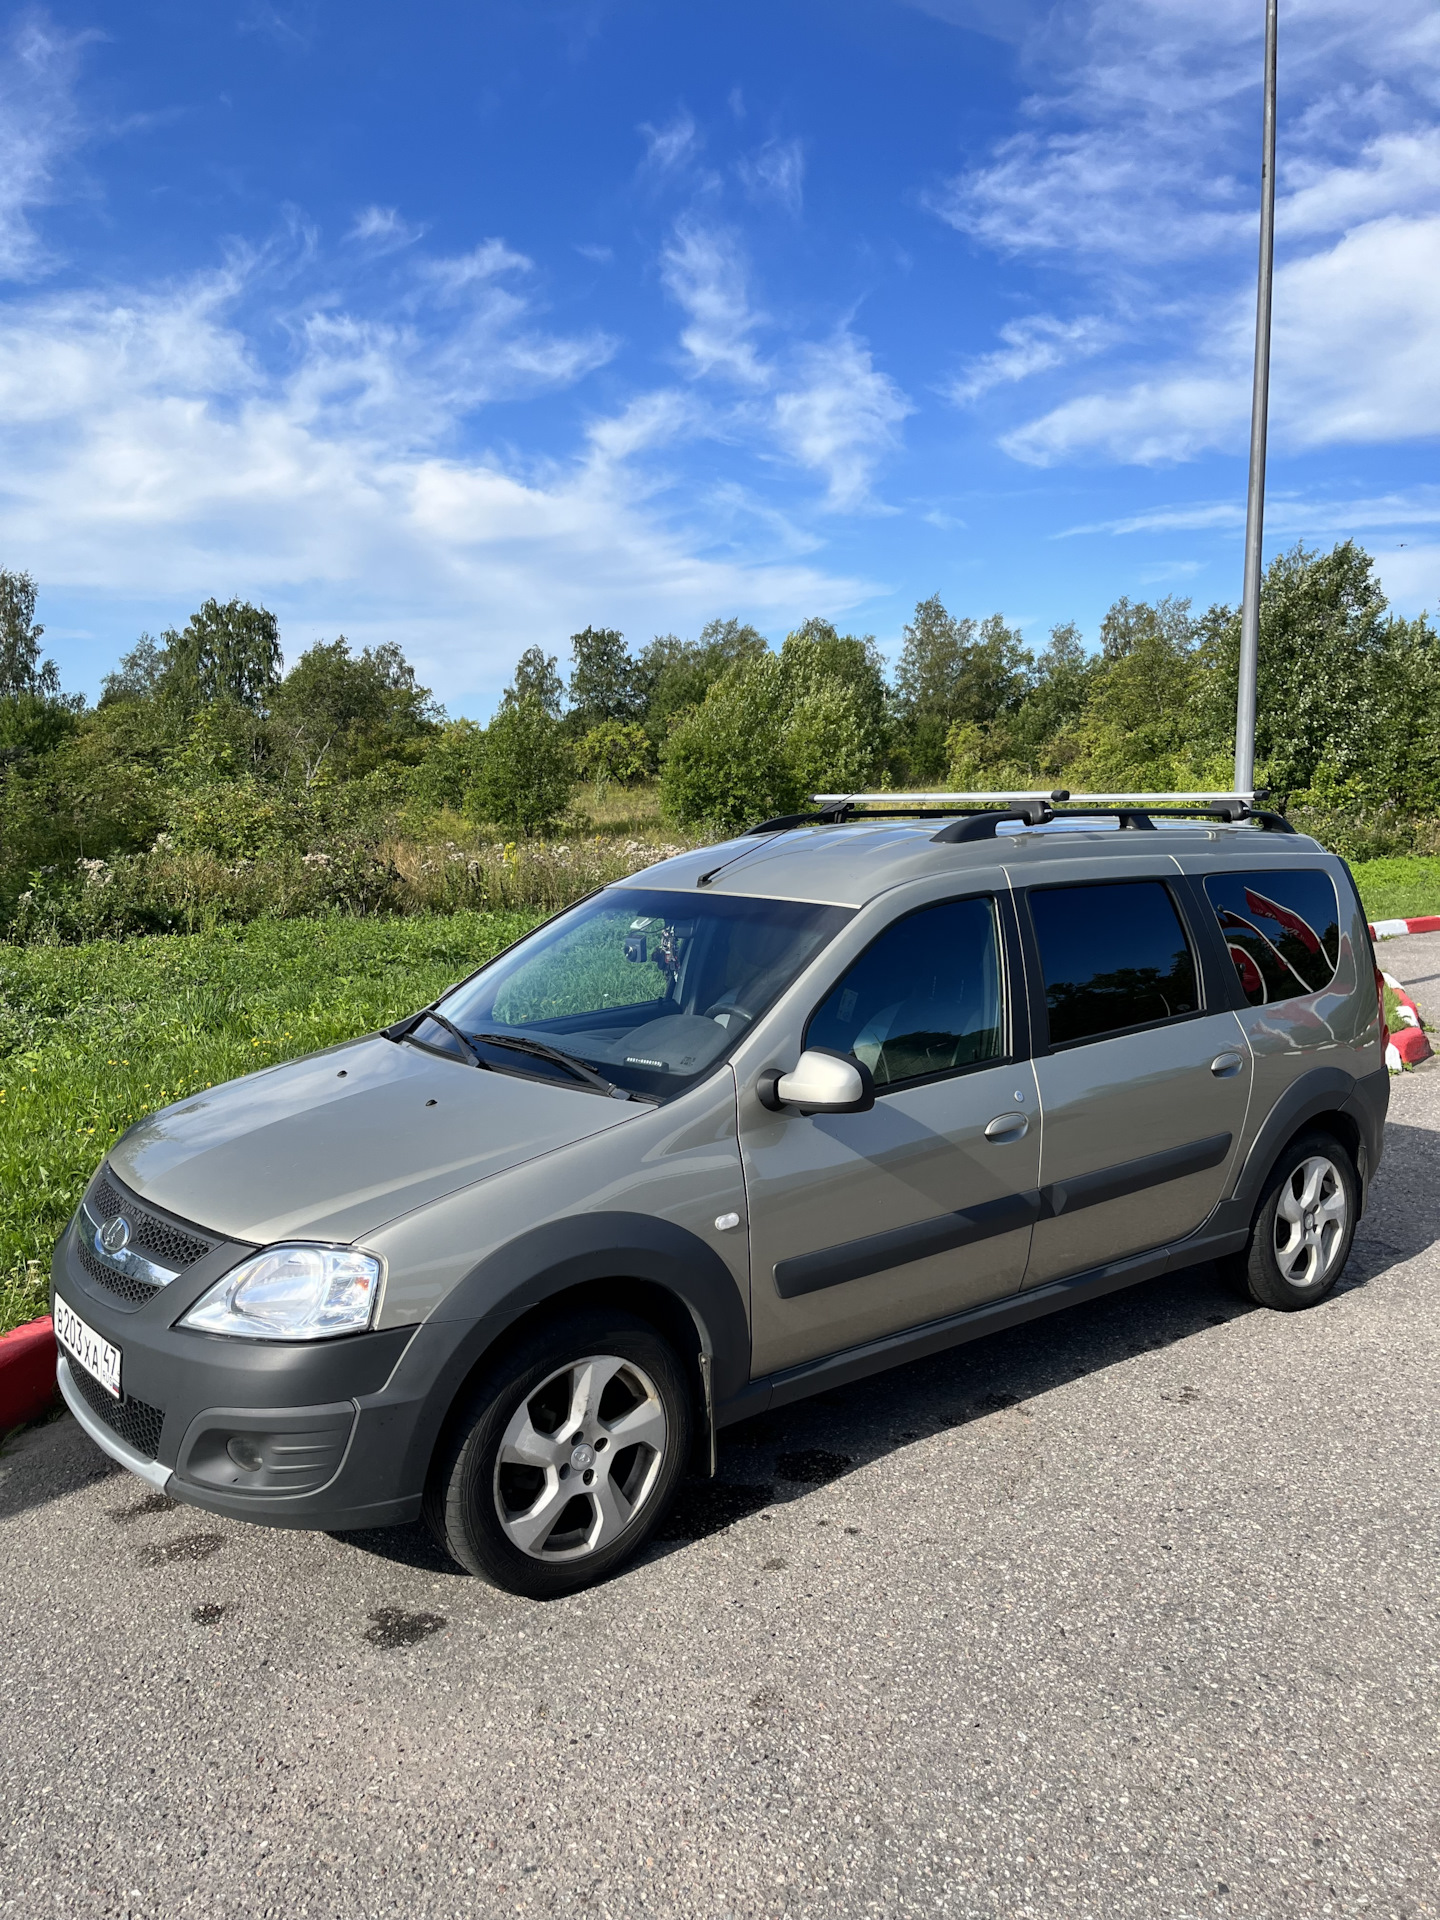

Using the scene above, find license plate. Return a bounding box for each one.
[54,1295,122,1399]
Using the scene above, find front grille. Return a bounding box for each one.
[89,1175,217,1270]
[66,1359,166,1461]
[76,1171,222,1307]
[77,1241,162,1309]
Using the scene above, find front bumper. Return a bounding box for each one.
[51,1182,436,1531]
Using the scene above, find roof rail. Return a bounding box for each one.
[737,788,1296,839]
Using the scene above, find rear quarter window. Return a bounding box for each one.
[1203,869,1340,1005]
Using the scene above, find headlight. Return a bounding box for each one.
[181,1245,382,1340]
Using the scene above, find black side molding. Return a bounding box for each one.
[1039,1133,1232,1219]
[772,1133,1233,1300]
[745,1221,1253,1421]
[773,1191,1040,1300]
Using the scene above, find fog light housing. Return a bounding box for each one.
[226,1434,265,1472]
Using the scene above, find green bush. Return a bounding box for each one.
[660,654,878,831]
[575,720,652,791]
[470,697,575,834]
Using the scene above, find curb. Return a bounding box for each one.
[1382,973,1433,1072]
[1370,915,1440,939]
[0,1314,58,1432]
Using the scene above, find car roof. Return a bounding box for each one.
[620,818,1332,910]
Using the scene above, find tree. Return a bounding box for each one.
[504,646,564,718]
[1189,543,1440,811]
[1066,596,1200,789]
[575,721,652,793]
[100,635,168,706]
[636,619,768,744]
[660,654,874,830]
[160,598,283,711]
[471,697,575,834]
[779,618,889,758]
[1005,622,1101,775]
[0,569,62,701]
[893,596,1026,778]
[272,636,439,779]
[567,626,641,731]
[411,719,488,816]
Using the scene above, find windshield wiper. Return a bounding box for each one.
[470,1032,628,1098]
[386,1007,486,1068]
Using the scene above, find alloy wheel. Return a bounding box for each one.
[492,1354,668,1560]
[1272,1153,1348,1288]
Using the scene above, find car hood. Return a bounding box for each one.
[107,1033,643,1246]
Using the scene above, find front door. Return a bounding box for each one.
[743,893,1041,1377]
[1017,875,1253,1287]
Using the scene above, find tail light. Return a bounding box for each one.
[1376,966,1389,1051]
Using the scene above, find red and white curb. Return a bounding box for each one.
[1383,974,1433,1071]
[0,1313,57,1432]
[1370,915,1440,939]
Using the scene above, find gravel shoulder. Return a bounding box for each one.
[3,946,1438,1920]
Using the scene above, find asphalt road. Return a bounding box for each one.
[3,939,1437,1920]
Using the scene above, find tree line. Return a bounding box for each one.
[1,538,1436,929]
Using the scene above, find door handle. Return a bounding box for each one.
[1210,1051,1244,1077]
[984,1113,1029,1141]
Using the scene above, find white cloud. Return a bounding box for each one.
[738,138,805,218]
[660,219,768,386]
[0,259,875,705]
[1061,488,1440,540]
[1280,129,1440,238]
[418,238,533,299]
[1005,213,1440,466]
[946,313,1111,403]
[347,205,426,252]
[931,0,1440,475]
[639,110,700,175]
[772,334,913,512]
[658,220,912,508]
[0,14,89,280]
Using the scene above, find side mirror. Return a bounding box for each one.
[756,1049,875,1115]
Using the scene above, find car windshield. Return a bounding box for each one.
[408,887,852,1100]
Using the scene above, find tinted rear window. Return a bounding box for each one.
[1029,881,1199,1046]
[1203,869,1340,1005]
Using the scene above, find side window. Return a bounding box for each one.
[1203,869,1340,1006]
[806,897,1003,1089]
[1029,881,1199,1047]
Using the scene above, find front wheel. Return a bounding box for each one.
[1230,1132,1358,1310]
[424,1308,692,1598]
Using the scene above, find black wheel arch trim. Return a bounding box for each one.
[1213,1064,1385,1236]
[384,1212,751,1496]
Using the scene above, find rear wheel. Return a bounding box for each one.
[1229,1131,1358,1310]
[424,1308,691,1598]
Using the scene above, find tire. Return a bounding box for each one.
[423,1308,692,1598]
[1228,1131,1359,1311]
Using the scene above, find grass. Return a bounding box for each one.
[1349,857,1440,924]
[0,911,538,1334]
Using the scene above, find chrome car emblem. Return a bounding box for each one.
[99,1215,132,1255]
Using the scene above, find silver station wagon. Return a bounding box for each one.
[51,791,1387,1596]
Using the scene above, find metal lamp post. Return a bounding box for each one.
[1234,0,1278,797]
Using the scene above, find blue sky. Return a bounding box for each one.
[2,0,1438,716]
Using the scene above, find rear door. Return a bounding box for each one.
[1015,870,1253,1288]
